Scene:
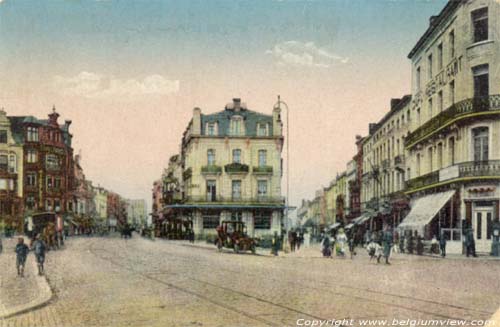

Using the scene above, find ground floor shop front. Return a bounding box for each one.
[399,181,500,255]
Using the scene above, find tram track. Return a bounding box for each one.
[159,241,496,320]
[89,243,332,327]
[89,238,496,325]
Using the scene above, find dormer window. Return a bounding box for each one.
[257,123,268,136]
[27,127,39,142]
[206,122,218,136]
[230,116,244,136]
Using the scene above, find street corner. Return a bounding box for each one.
[0,255,54,320]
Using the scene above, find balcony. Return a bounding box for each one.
[405,95,500,148]
[184,195,285,205]
[405,160,500,192]
[405,171,439,191]
[224,163,249,174]
[458,160,500,178]
[253,165,273,175]
[201,165,222,174]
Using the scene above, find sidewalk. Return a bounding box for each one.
[0,237,53,320]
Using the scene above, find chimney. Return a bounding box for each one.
[192,107,201,135]
[369,123,378,135]
[233,98,241,111]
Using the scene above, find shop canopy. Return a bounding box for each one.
[345,213,371,229]
[328,222,341,230]
[398,190,455,234]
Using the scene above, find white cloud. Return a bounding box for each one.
[266,41,349,68]
[53,72,179,98]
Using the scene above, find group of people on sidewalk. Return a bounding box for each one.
[320,228,357,260]
[3,235,48,278]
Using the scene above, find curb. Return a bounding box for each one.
[0,260,54,320]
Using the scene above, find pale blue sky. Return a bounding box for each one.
[0,0,448,208]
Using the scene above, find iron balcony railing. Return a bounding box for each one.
[201,165,222,174]
[184,195,285,204]
[405,95,500,147]
[458,160,500,178]
[253,165,273,174]
[224,163,249,174]
[405,171,439,190]
[406,160,500,191]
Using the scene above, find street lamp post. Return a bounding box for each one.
[274,95,290,243]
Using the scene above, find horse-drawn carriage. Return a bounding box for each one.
[31,212,61,250]
[215,221,258,254]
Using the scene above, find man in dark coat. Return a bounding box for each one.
[33,235,47,275]
[439,234,447,258]
[15,237,30,277]
[382,227,393,264]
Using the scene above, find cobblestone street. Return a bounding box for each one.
[1,236,499,327]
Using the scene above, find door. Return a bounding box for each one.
[473,208,493,253]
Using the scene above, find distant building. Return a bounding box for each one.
[127,199,147,226]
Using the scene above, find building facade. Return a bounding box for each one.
[165,98,285,239]
[0,109,24,233]
[401,0,500,253]
[126,199,147,227]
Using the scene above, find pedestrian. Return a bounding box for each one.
[33,234,47,275]
[439,233,447,258]
[465,228,477,257]
[416,235,424,255]
[407,234,414,254]
[430,235,439,254]
[382,226,393,265]
[336,229,347,257]
[347,232,356,259]
[15,237,30,277]
[321,233,332,258]
[271,232,280,256]
[366,238,382,263]
[0,237,3,254]
[296,231,304,251]
[288,230,296,252]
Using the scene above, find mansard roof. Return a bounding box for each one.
[201,106,273,137]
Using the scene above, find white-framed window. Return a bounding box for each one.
[8,154,16,173]
[26,172,37,187]
[416,153,421,177]
[232,180,241,200]
[258,150,267,167]
[207,149,215,165]
[46,154,60,170]
[230,117,243,136]
[254,211,271,229]
[206,122,217,136]
[437,143,443,170]
[257,123,268,136]
[27,127,39,142]
[232,149,241,164]
[27,149,37,163]
[449,137,455,165]
[472,7,488,43]
[428,147,433,172]
[257,180,268,198]
[473,64,489,98]
[472,127,489,162]
[206,180,216,202]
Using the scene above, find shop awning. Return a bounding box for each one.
[328,222,341,230]
[398,190,455,233]
[345,213,371,229]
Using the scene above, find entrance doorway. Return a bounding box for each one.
[473,208,493,253]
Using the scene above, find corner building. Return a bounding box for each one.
[167,98,285,239]
[400,0,500,253]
